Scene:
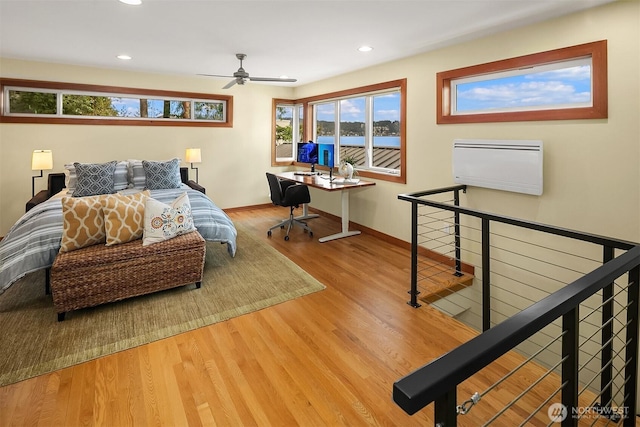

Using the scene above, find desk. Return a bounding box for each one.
[277,172,375,242]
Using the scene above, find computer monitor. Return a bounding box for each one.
[296,141,318,168]
[317,144,335,169]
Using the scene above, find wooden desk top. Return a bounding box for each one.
[277,171,376,192]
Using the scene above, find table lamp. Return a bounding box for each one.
[31,150,53,197]
[185,148,201,183]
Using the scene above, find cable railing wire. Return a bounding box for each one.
[483,355,568,425]
[490,230,604,265]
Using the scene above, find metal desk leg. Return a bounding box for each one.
[296,203,319,221]
[318,190,361,242]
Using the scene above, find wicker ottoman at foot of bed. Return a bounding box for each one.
[50,231,206,321]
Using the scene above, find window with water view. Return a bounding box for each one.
[315,90,402,173]
[272,79,406,183]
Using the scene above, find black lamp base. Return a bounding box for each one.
[32,170,43,197]
[190,164,199,183]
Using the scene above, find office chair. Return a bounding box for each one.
[266,172,313,241]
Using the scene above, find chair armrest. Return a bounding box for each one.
[26,190,50,212]
[280,179,297,193]
[186,180,206,194]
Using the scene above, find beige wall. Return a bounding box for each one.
[1,0,639,246]
[295,0,640,244]
[0,61,294,234]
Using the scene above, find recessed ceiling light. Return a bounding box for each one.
[119,0,142,5]
[358,46,373,52]
[117,54,132,60]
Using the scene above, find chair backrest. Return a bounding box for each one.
[266,173,284,206]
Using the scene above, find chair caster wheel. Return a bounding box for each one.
[267,231,272,237]
[309,232,313,237]
[284,235,290,241]
[280,225,285,229]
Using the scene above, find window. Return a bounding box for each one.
[437,40,607,123]
[273,100,304,163]
[272,80,405,182]
[312,84,403,182]
[0,78,233,127]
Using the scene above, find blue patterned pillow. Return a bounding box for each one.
[72,161,118,197]
[142,158,182,190]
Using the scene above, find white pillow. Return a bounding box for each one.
[142,192,196,246]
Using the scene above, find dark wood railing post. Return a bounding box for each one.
[561,308,579,427]
[408,200,421,308]
[482,218,491,331]
[623,265,639,425]
[434,388,457,427]
[600,246,614,410]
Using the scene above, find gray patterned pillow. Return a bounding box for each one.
[73,161,118,197]
[142,158,182,190]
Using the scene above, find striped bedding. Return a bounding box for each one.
[0,188,237,294]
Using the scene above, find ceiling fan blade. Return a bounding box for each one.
[197,73,235,78]
[222,79,238,89]
[249,77,297,83]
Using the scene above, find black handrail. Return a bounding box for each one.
[393,245,640,416]
[396,187,640,424]
[398,190,637,251]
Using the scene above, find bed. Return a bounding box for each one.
[0,160,237,295]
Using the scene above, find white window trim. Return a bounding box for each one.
[274,102,302,162]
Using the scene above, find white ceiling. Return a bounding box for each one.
[0,0,615,88]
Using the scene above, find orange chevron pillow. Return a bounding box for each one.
[60,195,108,253]
[102,191,151,246]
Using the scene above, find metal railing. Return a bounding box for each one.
[393,187,640,426]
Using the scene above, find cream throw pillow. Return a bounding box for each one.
[60,195,108,252]
[102,190,150,246]
[143,192,195,246]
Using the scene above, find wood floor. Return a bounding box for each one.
[0,206,626,426]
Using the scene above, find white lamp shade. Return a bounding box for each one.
[32,150,53,170]
[185,148,202,163]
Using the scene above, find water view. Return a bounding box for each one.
[317,135,400,148]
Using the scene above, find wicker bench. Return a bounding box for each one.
[50,232,206,321]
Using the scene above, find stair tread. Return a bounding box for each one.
[417,259,474,304]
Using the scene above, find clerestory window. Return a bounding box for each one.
[437,40,607,123]
[0,78,233,127]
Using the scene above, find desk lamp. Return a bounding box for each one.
[185,148,202,183]
[31,150,53,197]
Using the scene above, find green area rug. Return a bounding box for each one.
[0,225,325,387]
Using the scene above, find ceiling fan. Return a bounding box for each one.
[199,53,297,89]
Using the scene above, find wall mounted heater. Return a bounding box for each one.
[452,139,543,195]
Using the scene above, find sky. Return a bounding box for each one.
[455,65,592,112]
[316,92,400,122]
